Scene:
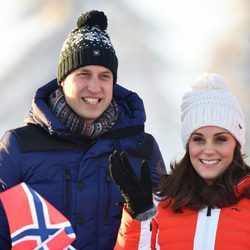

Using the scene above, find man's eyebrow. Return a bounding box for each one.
[77,69,90,73]
[101,70,112,74]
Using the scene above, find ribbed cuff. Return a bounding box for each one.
[135,205,157,221]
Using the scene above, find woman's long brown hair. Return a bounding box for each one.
[157,142,250,213]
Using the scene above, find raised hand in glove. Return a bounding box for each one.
[109,151,156,220]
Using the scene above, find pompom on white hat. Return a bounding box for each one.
[181,73,245,149]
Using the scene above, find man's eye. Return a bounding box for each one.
[80,73,89,76]
[101,74,111,79]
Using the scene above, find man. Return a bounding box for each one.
[0,10,164,249]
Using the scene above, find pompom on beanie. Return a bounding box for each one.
[181,73,245,149]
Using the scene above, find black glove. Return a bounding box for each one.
[109,151,154,219]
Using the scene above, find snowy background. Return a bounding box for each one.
[0,0,249,167]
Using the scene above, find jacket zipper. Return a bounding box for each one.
[194,207,221,250]
[103,170,111,224]
[64,168,71,218]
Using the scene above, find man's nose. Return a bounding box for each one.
[88,78,101,92]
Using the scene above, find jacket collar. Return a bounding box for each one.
[235,174,250,196]
[24,79,146,136]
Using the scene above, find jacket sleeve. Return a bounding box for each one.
[114,206,156,250]
[0,131,22,248]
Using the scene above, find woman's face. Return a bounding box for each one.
[188,126,236,184]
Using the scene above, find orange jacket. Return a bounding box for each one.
[115,175,250,250]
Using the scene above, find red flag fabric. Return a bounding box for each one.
[0,182,76,250]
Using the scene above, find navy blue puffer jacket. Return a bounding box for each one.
[0,79,165,249]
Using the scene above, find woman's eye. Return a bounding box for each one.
[216,136,227,142]
[192,136,204,142]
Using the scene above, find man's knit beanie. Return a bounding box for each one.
[57,10,118,84]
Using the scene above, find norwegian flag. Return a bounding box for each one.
[0,182,76,250]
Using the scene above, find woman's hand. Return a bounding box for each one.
[109,151,154,219]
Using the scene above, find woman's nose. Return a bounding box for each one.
[203,142,216,155]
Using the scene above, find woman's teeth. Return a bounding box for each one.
[201,159,220,165]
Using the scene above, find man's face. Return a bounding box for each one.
[61,65,113,124]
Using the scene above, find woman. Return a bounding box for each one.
[109,73,250,249]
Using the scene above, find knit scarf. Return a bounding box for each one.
[48,87,118,138]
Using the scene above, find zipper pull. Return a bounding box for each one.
[0,178,6,192]
[206,207,212,216]
[106,170,111,182]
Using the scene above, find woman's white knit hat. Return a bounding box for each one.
[181,73,245,149]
